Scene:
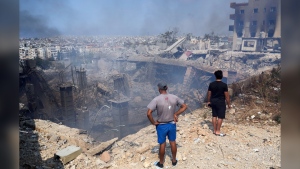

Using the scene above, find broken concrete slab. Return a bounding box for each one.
[87,137,118,156]
[55,145,82,164]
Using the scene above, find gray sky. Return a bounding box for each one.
[20,0,247,37]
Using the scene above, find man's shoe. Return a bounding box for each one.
[172,160,178,166]
[154,161,164,168]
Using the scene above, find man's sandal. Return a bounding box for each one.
[215,133,226,137]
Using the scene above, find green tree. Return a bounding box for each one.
[160,27,179,45]
[186,33,193,41]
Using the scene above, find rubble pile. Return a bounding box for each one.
[109,109,280,169]
[20,107,280,169]
[19,113,118,169]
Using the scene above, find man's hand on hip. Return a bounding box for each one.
[153,121,160,126]
[174,114,178,122]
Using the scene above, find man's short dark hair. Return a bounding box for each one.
[214,70,223,79]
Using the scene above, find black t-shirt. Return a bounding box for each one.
[208,81,228,103]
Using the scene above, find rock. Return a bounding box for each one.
[78,130,87,134]
[137,145,150,154]
[228,109,235,114]
[259,114,267,120]
[189,126,197,133]
[96,159,105,165]
[184,116,189,122]
[177,152,182,161]
[179,130,184,135]
[125,152,133,158]
[270,155,275,160]
[256,100,263,104]
[194,138,200,143]
[203,124,209,129]
[197,128,207,136]
[49,135,60,142]
[117,141,124,146]
[55,145,82,165]
[46,134,52,140]
[99,164,112,169]
[87,137,118,156]
[100,151,110,163]
[140,156,146,162]
[143,160,151,168]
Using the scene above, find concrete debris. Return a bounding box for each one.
[87,137,118,156]
[55,145,82,164]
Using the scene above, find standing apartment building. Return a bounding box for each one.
[229,0,281,52]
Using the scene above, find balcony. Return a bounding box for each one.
[230,14,235,20]
[230,2,236,8]
[230,2,248,8]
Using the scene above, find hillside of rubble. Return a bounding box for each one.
[19,108,280,169]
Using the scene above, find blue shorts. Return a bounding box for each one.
[156,122,176,144]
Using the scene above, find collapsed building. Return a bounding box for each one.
[19,28,281,143]
[229,0,281,52]
[19,52,224,142]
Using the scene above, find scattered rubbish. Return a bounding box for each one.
[194,138,201,143]
[140,156,146,162]
[247,132,254,137]
[151,147,159,153]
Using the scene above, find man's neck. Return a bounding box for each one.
[216,79,222,81]
[160,91,167,94]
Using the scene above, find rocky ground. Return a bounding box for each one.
[20,107,280,169]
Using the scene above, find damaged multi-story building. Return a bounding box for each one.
[229,0,281,52]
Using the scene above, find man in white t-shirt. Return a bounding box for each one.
[147,82,187,168]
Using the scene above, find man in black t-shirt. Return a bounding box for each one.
[207,70,231,136]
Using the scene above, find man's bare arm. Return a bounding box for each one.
[224,91,231,108]
[147,109,159,125]
[174,104,187,122]
[207,91,211,104]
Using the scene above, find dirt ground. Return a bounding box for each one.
[19,107,280,169]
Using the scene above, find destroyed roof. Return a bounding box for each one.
[164,37,186,52]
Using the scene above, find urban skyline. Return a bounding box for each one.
[20,0,246,38]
